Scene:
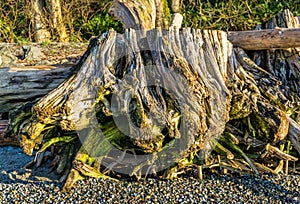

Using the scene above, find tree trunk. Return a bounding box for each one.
[31,0,51,42]
[5,2,300,191]
[46,0,69,42]
[31,0,68,42]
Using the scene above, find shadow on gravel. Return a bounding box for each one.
[210,174,300,202]
[0,146,299,203]
[0,146,60,185]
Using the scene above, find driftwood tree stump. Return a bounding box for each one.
[4,0,300,191]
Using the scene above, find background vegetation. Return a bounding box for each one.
[0,0,299,43]
[182,0,300,30]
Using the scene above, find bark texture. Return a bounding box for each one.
[228,28,300,50]
[46,0,69,42]
[31,0,51,42]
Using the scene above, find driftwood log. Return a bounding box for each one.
[0,65,73,145]
[228,28,300,50]
[0,65,72,114]
[1,2,300,191]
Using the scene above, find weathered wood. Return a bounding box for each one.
[229,11,300,50]
[288,116,300,155]
[20,28,232,155]
[9,28,238,188]
[248,10,300,112]
[0,65,72,113]
[3,2,299,191]
[0,120,19,146]
[110,0,156,30]
[228,28,300,50]
[223,10,300,176]
[0,27,299,114]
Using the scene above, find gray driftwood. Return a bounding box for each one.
[228,28,300,50]
[0,65,72,114]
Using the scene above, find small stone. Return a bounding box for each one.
[22,46,44,60]
[35,59,52,65]
[60,59,69,64]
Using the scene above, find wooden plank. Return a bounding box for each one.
[228,28,300,50]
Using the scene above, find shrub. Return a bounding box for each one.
[60,0,122,42]
[0,0,31,42]
[181,0,300,31]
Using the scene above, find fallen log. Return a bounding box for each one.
[228,13,300,50]
[0,65,72,114]
[228,28,300,50]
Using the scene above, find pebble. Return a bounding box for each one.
[0,173,299,203]
[0,147,299,203]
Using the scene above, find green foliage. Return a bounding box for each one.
[0,1,31,42]
[0,0,299,42]
[78,12,123,39]
[181,0,300,31]
[162,0,172,25]
[0,19,13,41]
[60,0,123,42]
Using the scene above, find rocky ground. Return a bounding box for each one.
[0,146,299,203]
[0,42,88,67]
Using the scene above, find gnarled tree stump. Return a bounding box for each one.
[3,1,300,191]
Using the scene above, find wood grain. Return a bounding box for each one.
[0,65,72,113]
[228,28,300,50]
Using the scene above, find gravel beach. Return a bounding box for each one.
[0,146,300,203]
